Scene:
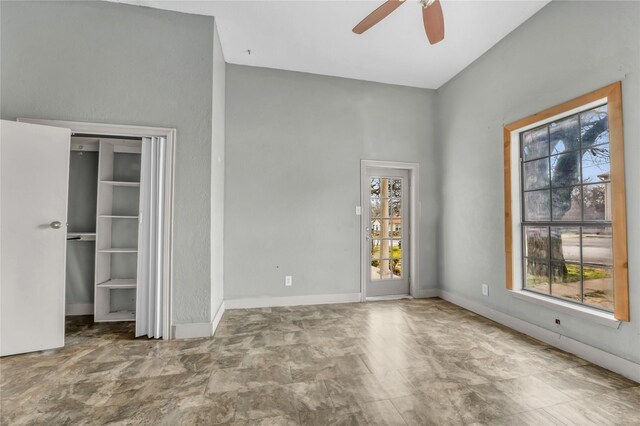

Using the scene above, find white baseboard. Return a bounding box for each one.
[172,322,212,339]
[210,301,225,336]
[66,303,94,316]
[439,290,640,383]
[413,288,440,298]
[225,293,361,309]
[173,301,226,339]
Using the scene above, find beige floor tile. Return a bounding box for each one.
[2,302,638,425]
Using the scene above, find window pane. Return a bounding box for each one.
[551,152,580,188]
[583,266,613,311]
[580,105,609,147]
[370,198,381,218]
[550,116,580,155]
[392,259,402,279]
[370,220,380,238]
[582,226,613,266]
[370,178,381,198]
[525,259,549,294]
[371,260,381,281]
[371,239,382,259]
[582,144,610,184]
[550,227,580,263]
[382,240,402,259]
[389,198,401,218]
[552,186,581,221]
[524,190,550,221]
[372,220,393,238]
[371,259,393,281]
[583,183,610,221]
[524,226,549,259]
[523,158,550,191]
[391,240,402,259]
[551,262,581,302]
[389,179,402,198]
[391,221,402,237]
[522,126,549,161]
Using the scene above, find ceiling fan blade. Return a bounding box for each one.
[352,0,406,34]
[422,0,445,44]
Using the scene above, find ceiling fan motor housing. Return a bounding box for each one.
[419,0,436,8]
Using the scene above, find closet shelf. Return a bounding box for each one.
[100,180,140,187]
[98,248,138,253]
[100,311,136,322]
[67,232,96,241]
[99,215,139,219]
[97,278,136,289]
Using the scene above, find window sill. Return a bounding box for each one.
[510,290,621,329]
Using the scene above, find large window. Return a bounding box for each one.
[521,105,613,310]
[504,83,629,321]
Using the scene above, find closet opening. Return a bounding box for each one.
[18,118,176,342]
[67,136,142,323]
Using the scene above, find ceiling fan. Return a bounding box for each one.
[352,0,445,45]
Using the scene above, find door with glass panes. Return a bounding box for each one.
[365,168,410,297]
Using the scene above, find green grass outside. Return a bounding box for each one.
[371,245,402,259]
[526,263,611,284]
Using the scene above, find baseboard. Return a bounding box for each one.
[413,288,440,298]
[65,303,94,316]
[210,301,225,336]
[439,290,640,383]
[225,293,361,309]
[172,301,226,339]
[367,294,413,301]
[172,322,211,339]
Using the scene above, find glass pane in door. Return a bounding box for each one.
[370,177,403,282]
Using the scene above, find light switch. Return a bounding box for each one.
[355,206,362,215]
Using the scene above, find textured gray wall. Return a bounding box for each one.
[225,65,439,300]
[0,1,215,324]
[437,1,640,363]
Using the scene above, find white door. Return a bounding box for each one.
[364,167,410,297]
[1,120,71,356]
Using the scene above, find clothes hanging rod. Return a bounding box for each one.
[71,133,142,141]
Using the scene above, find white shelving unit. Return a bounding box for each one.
[94,140,142,322]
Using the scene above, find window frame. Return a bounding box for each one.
[504,82,629,321]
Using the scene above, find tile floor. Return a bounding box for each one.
[1,299,638,425]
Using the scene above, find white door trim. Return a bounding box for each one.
[17,118,175,340]
[360,160,419,302]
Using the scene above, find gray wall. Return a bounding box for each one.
[211,22,226,319]
[437,1,640,363]
[225,65,439,300]
[0,1,215,324]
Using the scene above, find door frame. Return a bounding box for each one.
[360,160,419,301]
[17,118,175,340]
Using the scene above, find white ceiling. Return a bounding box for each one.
[112,0,549,89]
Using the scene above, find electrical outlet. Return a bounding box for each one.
[555,318,561,326]
[481,284,489,296]
[285,276,292,287]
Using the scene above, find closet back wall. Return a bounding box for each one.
[66,151,99,311]
[0,1,215,324]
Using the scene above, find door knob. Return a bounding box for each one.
[50,221,63,229]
